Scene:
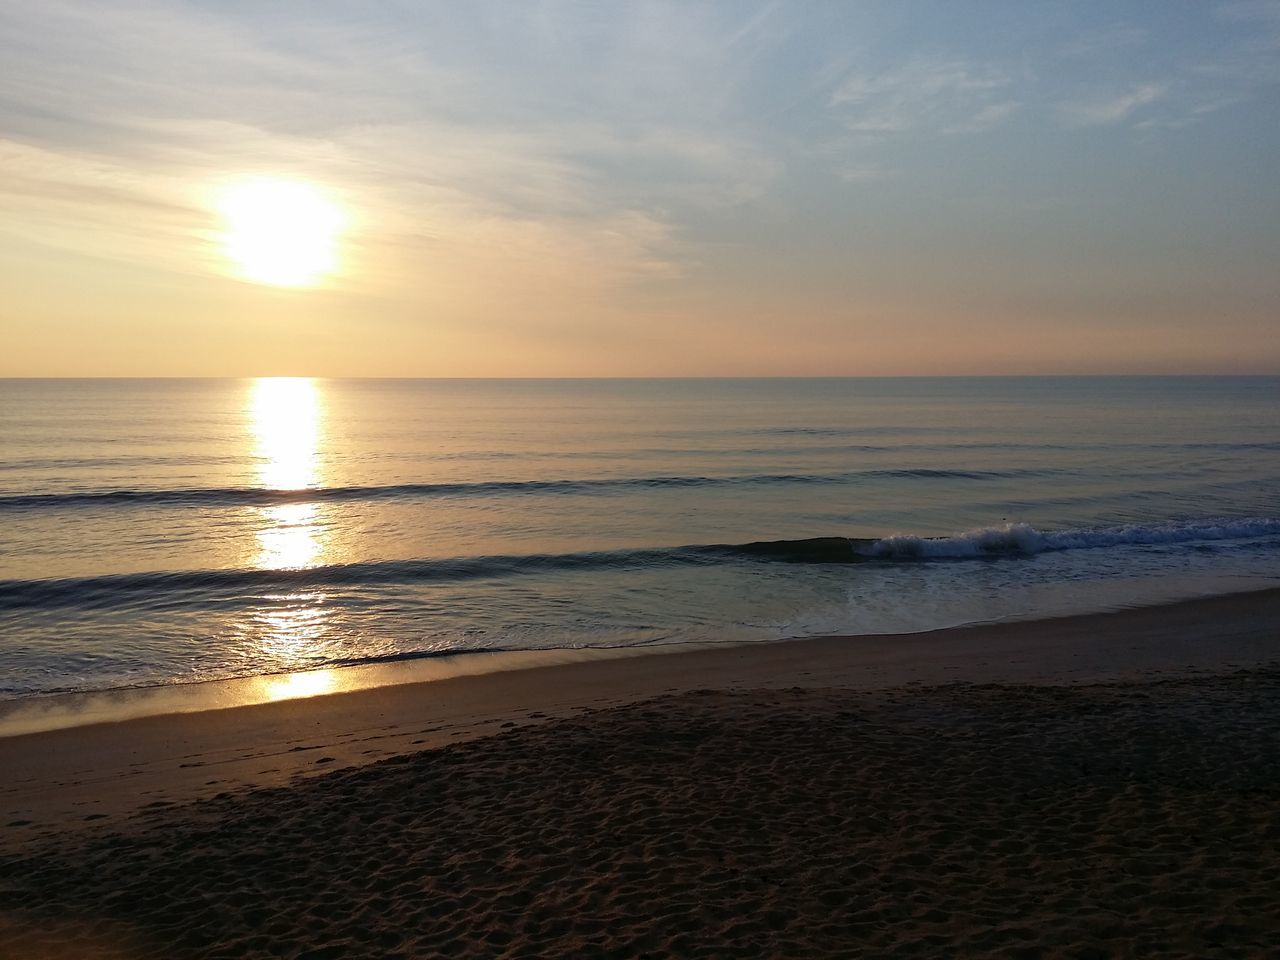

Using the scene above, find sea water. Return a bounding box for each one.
[1,377,1278,697]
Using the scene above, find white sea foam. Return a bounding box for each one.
[863,518,1280,560]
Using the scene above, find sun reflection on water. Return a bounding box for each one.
[247,378,333,672]
[251,377,320,492]
[257,594,330,652]
[250,377,326,571]
[256,502,323,569]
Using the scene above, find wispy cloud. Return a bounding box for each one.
[1059,83,1167,127]
[1200,1,1280,83]
[943,101,1021,134]
[0,0,788,296]
[830,57,1019,137]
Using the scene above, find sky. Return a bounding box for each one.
[2,0,1278,376]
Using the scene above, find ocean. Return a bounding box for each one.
[2,377,1278,699]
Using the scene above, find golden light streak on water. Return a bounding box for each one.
[251,377,320,492]
[248,378,332,666]
[249,377,327,571]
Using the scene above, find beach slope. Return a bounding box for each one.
[1,590,1277,958]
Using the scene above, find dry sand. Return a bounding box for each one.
[1,590,1277,958]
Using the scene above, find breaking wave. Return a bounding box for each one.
[1,517,1275,612]
[862,518,1280,559]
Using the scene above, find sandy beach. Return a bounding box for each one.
[2,589,1278,958]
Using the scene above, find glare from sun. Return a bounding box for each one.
[218,180,344,287]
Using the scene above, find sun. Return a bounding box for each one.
[217,179,344,287]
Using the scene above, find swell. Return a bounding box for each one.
[0,548,705,611]
[0,467,1048,511]
[5,440,1273,474]
[2,518,1277,612]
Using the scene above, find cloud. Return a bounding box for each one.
[943,100,1021,134]
[0,138,212,277]
[830,57,1019,137]
[1059,83,1166,127]
[1197,1,1280,86]
[823,54,1019,187]
[0,1,789,297]
[1050,7,1277,135]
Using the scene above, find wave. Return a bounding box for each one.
[4,440,1275,477]
[0,548,700,611]
[2,518,1276,612]
[0,467,1047,511]
[862,517,1280,559]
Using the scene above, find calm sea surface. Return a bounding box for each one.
[2,377,1278,697]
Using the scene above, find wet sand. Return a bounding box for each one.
[1,589,1277,958]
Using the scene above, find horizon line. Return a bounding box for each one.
[1,373,1278,382]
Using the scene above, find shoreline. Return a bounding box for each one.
[3,575,1274,738]
[2,586,1277,848]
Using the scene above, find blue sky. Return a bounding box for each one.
[2,1,1278,375]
